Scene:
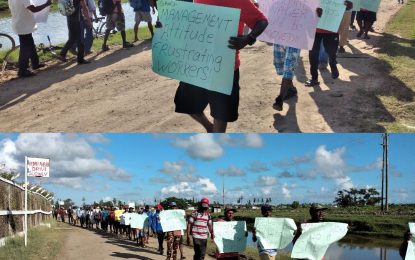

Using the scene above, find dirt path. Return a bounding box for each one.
[0,1,407,132]
[60,223,214,260]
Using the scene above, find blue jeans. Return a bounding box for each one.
[319,41,328,65]
[83,21,94,53]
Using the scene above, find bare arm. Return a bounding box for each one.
[27,0,52,13]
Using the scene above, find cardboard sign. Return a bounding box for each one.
[317,0,346,33]
[254,217,297,249]
[214,221,247,253]
[160,209,187,232]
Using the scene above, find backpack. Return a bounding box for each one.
[98,0,115,16]
[129,0,142,11]
[58,0,75,16]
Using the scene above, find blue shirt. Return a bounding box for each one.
[152,212,163,232]
[139,0,150,12]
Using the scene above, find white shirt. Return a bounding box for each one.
[8,0,36,35]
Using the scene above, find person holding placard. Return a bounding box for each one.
[252,205,277,260]
[8,0,52,77]
[305,0,353,86]
[166,202,185,260]
[399,230,413,259]
[133,0,155,42]
[272,7,323,111]
[187,198,214,260]
[153,204,165,255]
[215,208,246,260]
[174,0,268,133]
[144,205,153,244]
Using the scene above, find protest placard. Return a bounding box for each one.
[351,0,361,11]
[152,0,240,95]
[317,0,346,33]
[291,222,348,260]
[130,214,148,229]
[160,209,187,232]
[31,0,50,23]
[360,0,381,12]
[407,223,415,260]
[214,221,247,253]
[123,213,132,226]
[257,0,320,50]
[254,217,297,249]
[114,210,124,221]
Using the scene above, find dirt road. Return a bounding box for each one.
[0,1,407,132]
[61,224,214,260]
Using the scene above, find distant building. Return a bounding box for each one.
[213,206,222,213]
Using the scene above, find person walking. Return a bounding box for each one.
[215,208,245,260]
[152,204,165,255]
[399,230,412,259]
[102,0,133,51]
[59,0,92,64]
[8,0,51,77]
[166,202,184,260]
[133,0,155,41]
[252,205,277,260]
[187,198,214,260]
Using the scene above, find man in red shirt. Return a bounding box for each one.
[174,0,268,133]
[305,1,353,86]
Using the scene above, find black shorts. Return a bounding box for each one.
[356,11,377,22]
[174,70,240,122]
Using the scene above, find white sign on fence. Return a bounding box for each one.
[27,157,50,177]
[257,0,320,50]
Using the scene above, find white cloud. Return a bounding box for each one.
[244,134,263,148]
[217,165,245,176]
[282,184,291,199]
[0,134,131,188]
[103,196,113,202]
[255,176,278,186]
[217,134,263,148]
[161,177,218,197]
[84,134,109,143]
[160,161,186,174]
[172,134,224,161]
[248,161,269,173]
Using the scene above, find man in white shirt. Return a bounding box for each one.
[8,0,51,77]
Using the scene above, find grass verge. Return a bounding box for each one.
[377,0,415,131]
[0,219,65,260]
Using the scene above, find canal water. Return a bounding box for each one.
[246,233,402,260]
[0,3,157,49]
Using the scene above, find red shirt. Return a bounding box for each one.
[194,0,267,69]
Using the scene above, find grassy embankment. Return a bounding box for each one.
[0,219,66,260]
[376,0,415,131]
[209,205,414,239]
[0,28,152,66]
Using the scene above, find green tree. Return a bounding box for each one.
[160,197,189,209]
[334,188,381,207]
[291,201,300,209]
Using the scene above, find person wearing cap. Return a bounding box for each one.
[292,203,328,252]
[152,204,165,255]
[215,208,246,260]
[187,198,214,260]
[252,205,278,260]
[166,202,185,260]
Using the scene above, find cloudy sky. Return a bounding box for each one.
[0,133,413,205]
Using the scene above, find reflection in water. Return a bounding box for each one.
[246,233,401,260]
[0,3,157,49]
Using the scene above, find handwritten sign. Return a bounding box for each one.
[291,222,348,260]
[407,223,415,260]
[257,0,319,50]
[130,214,148,229]
[254,217,297,250]
[31,0,50,23]
[317,0,346,33]
[114,210,124,221]
[351,0,361,11]
[214,221,247,253]
[27,157,50,177]
[160,209,187,232]
[360,0,381,12]
[123,213,132,226]
[152,0,240,95]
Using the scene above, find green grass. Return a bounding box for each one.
[377,0,415,131]
[209,205,414,239]
[0,219,65,260]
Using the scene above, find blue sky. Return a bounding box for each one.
[0,133,413,206]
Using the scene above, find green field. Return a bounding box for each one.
[377,0,415,131]
[209,205,414,239]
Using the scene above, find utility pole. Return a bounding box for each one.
[222,174,225,207]
[385,133,389,212]
[381,135,385,211]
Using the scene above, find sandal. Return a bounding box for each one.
[305,79,320,87]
